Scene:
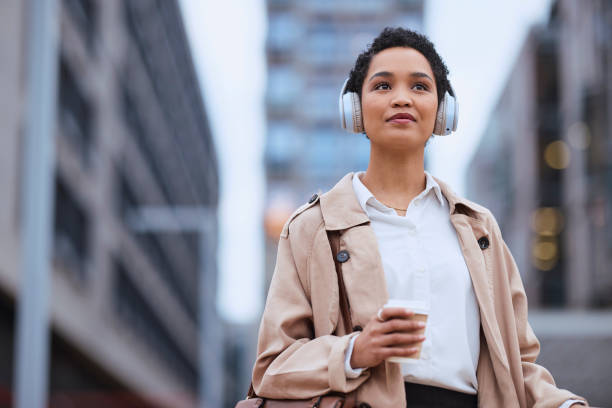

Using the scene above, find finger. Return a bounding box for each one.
[379,332,425,347]
[379,307,414,321]
[381,346,420,359]
[379,318,426,334]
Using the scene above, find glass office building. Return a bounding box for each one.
[264,0,425,283]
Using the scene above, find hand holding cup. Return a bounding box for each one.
[350,300,428,369]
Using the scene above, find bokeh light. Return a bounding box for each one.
[531,207,565,236]
[544,140,571,170]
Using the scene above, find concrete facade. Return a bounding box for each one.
[0,1,219,407]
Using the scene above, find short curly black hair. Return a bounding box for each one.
[346,27,451,105]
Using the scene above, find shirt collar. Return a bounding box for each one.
[352,170,445,214]
[320,172,486,230]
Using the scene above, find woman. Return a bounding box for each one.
[251,28,588,408]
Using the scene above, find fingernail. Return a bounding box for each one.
[418,322,426,328]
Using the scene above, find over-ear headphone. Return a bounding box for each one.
[338,78,458,136]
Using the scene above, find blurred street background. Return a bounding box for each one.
[0,0,611,407]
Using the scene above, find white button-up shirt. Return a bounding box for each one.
[345,170,481,394]
[344,171,585,407]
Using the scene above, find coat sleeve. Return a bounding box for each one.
[492,222,589,407]
[251,226,370,399]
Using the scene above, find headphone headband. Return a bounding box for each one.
[339,78,349,129]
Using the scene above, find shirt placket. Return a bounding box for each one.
[405,196,430,305]
[406,198,432,367]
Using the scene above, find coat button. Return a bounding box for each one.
[336,250,350,263]
[352,325,363,332]
[308,193,318,204]
[478,236,490,249]
[358,403,371,408]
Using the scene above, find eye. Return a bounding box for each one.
[373,81,391,90]
[413,83,429,91]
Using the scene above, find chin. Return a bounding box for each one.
[378,131,427,149]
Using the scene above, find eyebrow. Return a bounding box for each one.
[368,71,434,82]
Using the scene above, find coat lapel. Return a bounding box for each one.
[450,214,509,371]
[337,225,389,328]
[320,173,389,327]
[435,177,510,372]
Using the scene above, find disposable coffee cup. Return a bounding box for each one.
[382,299,429,364]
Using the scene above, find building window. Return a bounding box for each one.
[304,0,391,13]
[63,0,97,51]
[136,233,197,323]
[266,122,301,172]
[121,87,173,205]
[53,177,90,280]
[58,58,93,166]
[302,85,338,122]
[268,13,301,52]
[114,261,198,390]
[115,166,197,324]
[305,28,339,66]
[302,23,361,66]
[117,168,139,221]
[303,130,341,178]
[535,33,564,307]
[267,66,301,108]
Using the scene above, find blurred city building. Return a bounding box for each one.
[263,0,425,284]
[0,0,220,407]
[466,0,612,405]
[221,320,260,407]
[467,0,612,309]
[251,1,424,402]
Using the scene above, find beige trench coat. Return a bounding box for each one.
[252,173,588,407]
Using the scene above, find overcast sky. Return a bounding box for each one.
[179,0,553,324]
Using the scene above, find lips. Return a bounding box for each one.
[387,113,416,122]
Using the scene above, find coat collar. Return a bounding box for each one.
[319,172,486,230]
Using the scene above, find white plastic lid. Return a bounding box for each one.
[383,299,429,315]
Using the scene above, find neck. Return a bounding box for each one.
[360,144,426,209]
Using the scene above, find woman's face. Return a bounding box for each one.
[360,47,438,150]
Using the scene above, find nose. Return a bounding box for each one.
[390,86,413,107]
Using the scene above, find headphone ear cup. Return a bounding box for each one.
[341,91,363,133]
[433,91,458,136]
[433,96,447,136]
[339,78,365,134]
[351,93,364,133]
